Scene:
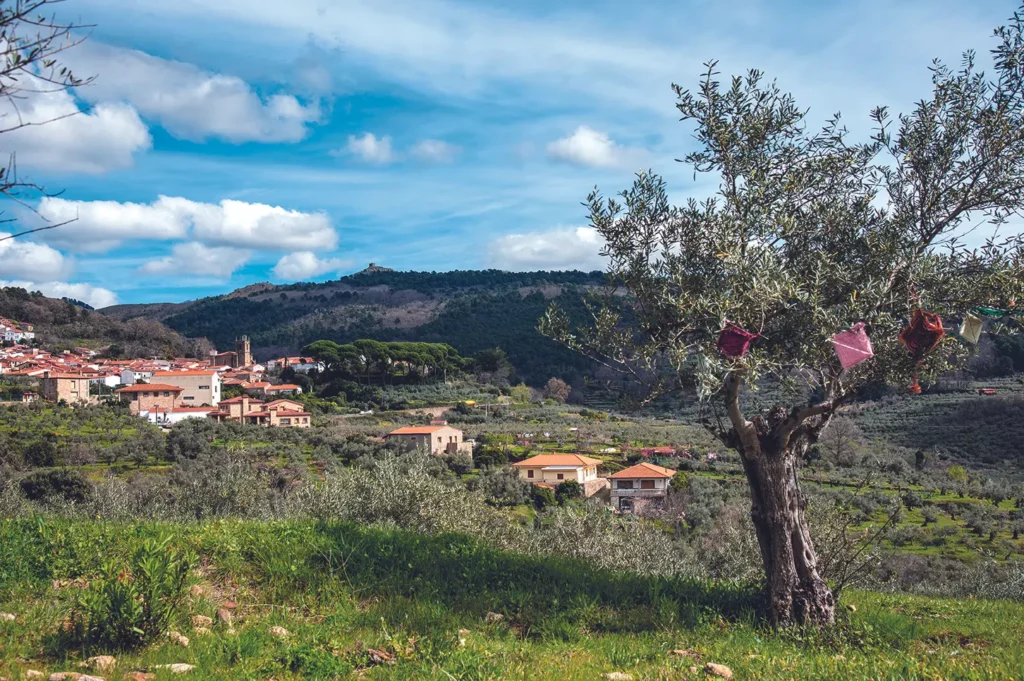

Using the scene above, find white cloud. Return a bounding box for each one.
[411,139,460,163]
[0,280,117,308]
[488,226,607,271]
[272,251,350,281]
[342,133,394,164]
[0,235,69,281]
[66,42,321,143]
[546,126,641,168]
[36,195,337,253]
[0,77,151,175]
[140,242,251,278]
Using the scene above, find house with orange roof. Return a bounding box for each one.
[207,395,311,428]
[511,453,603,492]
[385,424,471,456]
[152,369,222,406]
[263,383,302,396]
[608,462,677,514]
[115,383,185,415]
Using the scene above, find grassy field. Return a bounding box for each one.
[1,519,1022,680]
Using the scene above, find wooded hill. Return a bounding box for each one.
[0,287,203,358]
[101,269,607,385]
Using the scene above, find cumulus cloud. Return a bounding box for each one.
[411,139,460,163]
[341,132,394,164]
[66,42,321,143]
[0,235,69,281]
[0,280,117,308]
[140,242,251,278]
[272,251,350,281]
[488,226,607,271]
[0,77,151,174]
[36,195,337,253]
[546,125,642,168]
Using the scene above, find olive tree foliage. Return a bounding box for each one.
[542,12,1024,627]
[1,0,93,236]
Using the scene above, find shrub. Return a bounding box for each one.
[68,534,195,651]
[20,469,91,504]
[468,468,532,507]
[554,480,583,505]
[531,485,555,510]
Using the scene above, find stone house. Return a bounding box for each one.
[115,383,184,415]
[39,371,94,405]
[385,425,471,456]
[608,462,676,514]
[208,396,311,428]
[510,453,609,497]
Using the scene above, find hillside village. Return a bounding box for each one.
[0,332,319,428]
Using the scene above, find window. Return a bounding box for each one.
[527,470,534,479]
[557,473,564,480]
[617,480,633,489]
[143,392,151,397]
[183,396,194,401]
[640,480,655,490]
[199,385,210,390]
[280,418,291,425]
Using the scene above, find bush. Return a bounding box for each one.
[20,469,91,504]
[443,453,474,476]
[68,533,195,651]
[531,485,555,510]
[554,480,583,505]
[468,468,532,507]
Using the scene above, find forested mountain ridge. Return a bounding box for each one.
[100,269,608,385]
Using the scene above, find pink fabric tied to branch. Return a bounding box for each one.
[832,322,874,370]
[717,323,759,358]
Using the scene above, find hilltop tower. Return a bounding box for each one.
[235,335,252,367]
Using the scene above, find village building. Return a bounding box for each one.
[511,453,603,493]
[385,425,472,456]
[608,462,677,514]
[207,396,311,428]
[151,370,222,406]
[263,383,302,397]
[145,406,219,426]
[211,336,254,369]
[115,383,184,415]
[39,371,95,405]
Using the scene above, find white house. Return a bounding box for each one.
[121,368,154,385]
[510,453,609,497]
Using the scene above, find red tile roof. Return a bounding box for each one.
[116,383,185,393]
[608,462,677,479]
[265,384,300,391]
[511,453,602,467]
[152,370,218,377]
[387,425,452,435]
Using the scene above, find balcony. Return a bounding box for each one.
[610,488,667,497]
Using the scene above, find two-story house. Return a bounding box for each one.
[115,383,184,415]
[385,425,471,456]
[511,453,608,497]
[151,370,222,406]
[608,462,676,514]
[39,371,95,405]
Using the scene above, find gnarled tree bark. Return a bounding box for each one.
[724,372,836,627]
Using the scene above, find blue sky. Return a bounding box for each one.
[0,0,1016,307]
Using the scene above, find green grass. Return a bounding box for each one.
[1,519,1023,680]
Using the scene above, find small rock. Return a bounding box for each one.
[0,612,15,621]
[484,611,504,624]
[193,626,211,637]
[48,674,82,681]
[601,674,633,681]
[152,664,194,674]
[688,667,698,674]
[845,603,857,613]
[126,673,155,681]
[167,631,189,647]
[188,585,204,598]
[671,649,697,658]
[221,600,237,609]
[86,656,116,672]
[366,649,395,666]
[215,608,233,625]
[704,663,733,680]
[26,672,45,680]
[191,615,212,628]
[268,626,289,638]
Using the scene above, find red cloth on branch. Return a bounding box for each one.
[898,309,945,359]
[717,323,759,358]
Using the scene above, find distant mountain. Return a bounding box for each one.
[99,268,608,385]
[0,286,203,358]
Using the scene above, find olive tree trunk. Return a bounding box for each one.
[725,375,836,627]
[740,442,835,627]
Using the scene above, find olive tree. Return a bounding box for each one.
[542,11,1024,626]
